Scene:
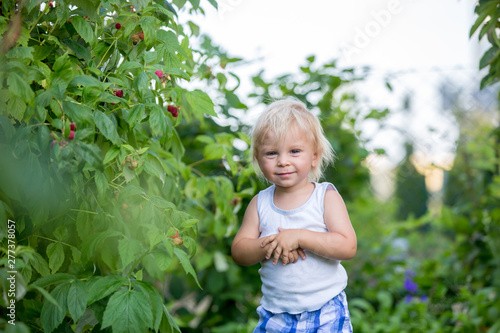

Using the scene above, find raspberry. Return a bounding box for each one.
[115,23,121,29]
[138,31,144,40]
[70,123,76,131]
[155,70,163,79]
[170,231,179,239]
[167,105,178,118]
[68,130,75,140]
[114,89,123,98]
[173,237,183,245]
[131,34,140,45]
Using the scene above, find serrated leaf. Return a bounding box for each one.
[174,248,201,289]
[67,279,87,321]
[102,289,154,333]
[103,146,120,164]
[30,251,51,277]
[134,281,163,331]
[94,110,120,145]
[184,89,216,117]
[118,238,143,268]
[71,15,94,44]
[70,75,103,88]
[87,275,127,305]
[7,71,35,101]
[40,282,71,333]
[149,105,166,136]
[46,242,65,274]
[6,46,34,60]
[162,304,181,333]
[128,104,146,125]
[31,273,74,288]
[153,249,173,271]
[95,170,109,197]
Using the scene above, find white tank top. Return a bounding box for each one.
[257,182,348,314]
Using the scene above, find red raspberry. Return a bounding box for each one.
[155,70,163,79]
[115,23,122,29]
[70,123,76,131]
[114,89,123,98]
[167,105,179,117]
[68,130,75,140]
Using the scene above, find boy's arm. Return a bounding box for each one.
[231,196,270,266]
[261,189,357,264]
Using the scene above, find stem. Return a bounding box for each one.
[188,158,206,168]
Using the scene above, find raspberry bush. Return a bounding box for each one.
[0,0,245,332]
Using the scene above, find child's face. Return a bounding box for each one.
[256,124,318,190]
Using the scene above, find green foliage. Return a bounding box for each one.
[471,0,500,89]
[0,0,239,332]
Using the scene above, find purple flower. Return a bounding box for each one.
[404,276,418,294]
[420,295,428,302]
[405,295,413,303]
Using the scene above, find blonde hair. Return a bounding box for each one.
[251,98,335,182]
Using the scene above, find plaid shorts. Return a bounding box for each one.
[253,291,352,333]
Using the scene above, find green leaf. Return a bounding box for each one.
[74,142,103,170]
[152,249,173,271]
[63,100,93,123]
[94,110,120,145]
[102,289,154,333]
[31,273,74,288]
[103,146,120,164]
[6,46,34,60]
[30,251,51,277]
[71,15,95,44]
[184,89,216,117]
[87,275,127,305]
[118,61,143,73]
[138,16,159,47]
[174,248,201,289]
[62,38,92,64]
[81,230,122,262]
[7,71,35,101]
[29,285,62,310]
[95,170,109,197]
[67,279,87,321]
[161,304,182,333]
[46,242,65,274]
[134,281,163,331]
[8,95,26,121]
[149,105,166,136]
[480,46,499,69]
[70,75,103,88]
[118,238,143,268]
[40,282,71,333]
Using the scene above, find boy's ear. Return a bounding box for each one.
[312,152,319,167]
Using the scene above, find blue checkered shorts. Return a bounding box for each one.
[253,291,352,333]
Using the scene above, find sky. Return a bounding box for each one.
[189,0,485,178]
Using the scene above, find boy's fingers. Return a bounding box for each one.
[273,247,281,265]
[298,248,306,260]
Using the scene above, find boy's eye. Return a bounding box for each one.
[290,149,301,154]
[265,151,277,156]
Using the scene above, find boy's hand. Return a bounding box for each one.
[261,228,306,265]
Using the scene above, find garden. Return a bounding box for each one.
[0,0,499,332]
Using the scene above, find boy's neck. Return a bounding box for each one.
[273,181,315,210]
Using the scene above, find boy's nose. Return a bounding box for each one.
[277,157,290,166]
